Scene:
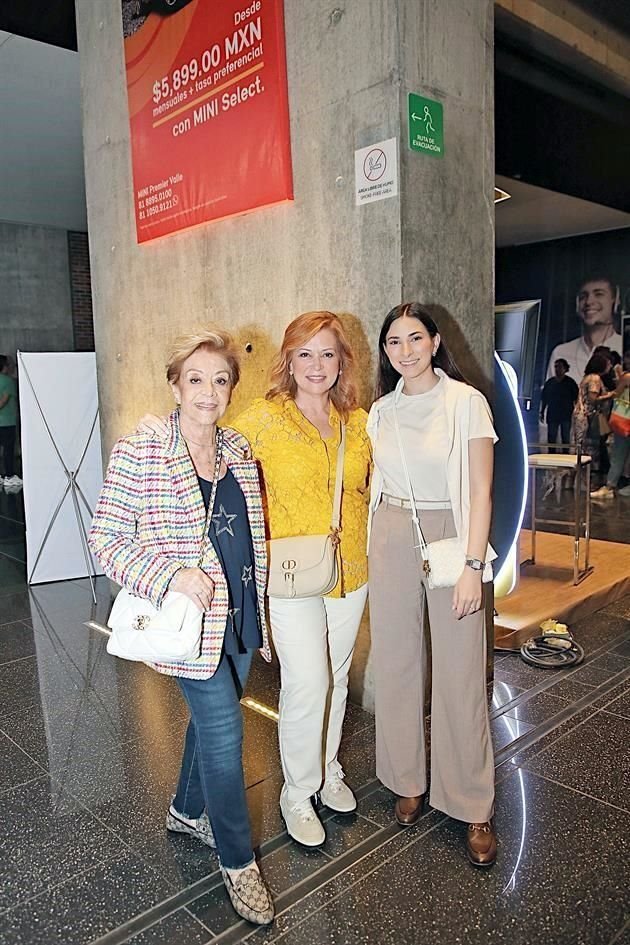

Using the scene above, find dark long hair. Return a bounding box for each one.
[584,353,609,376]
[375,302,466,398]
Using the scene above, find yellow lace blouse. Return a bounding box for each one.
[233,397,372,596]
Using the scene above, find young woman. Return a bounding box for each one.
[591,352,630,499]
[573,352,616,472]
[90,329,274,925]
[366,302,498,867]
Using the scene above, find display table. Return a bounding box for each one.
[524,452,593,585]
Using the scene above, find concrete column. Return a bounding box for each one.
[75,0,494,709]
[398,1,495,392]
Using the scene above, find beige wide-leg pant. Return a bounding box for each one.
[369,499,495,823]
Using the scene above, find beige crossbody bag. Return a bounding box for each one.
[393,406,492,589]
[267,424,346,599]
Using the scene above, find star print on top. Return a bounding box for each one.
[212,504,237,537]
[197,468,262,655]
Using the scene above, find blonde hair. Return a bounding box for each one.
[266,311,358,421]
[166,327,241,387]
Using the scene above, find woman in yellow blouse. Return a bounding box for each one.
[236,312,371,846]
[139,312,371,848]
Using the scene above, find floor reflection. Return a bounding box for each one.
[0,566,628,945]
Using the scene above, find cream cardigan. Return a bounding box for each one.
[365,370,498,564]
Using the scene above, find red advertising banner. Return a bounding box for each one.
[121,0,293,243]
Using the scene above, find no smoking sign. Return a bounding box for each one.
[363,148,386,181]
[355,137,398,206]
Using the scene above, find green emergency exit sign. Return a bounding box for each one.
[408,93,444,158]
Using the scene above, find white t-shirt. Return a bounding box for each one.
[545,332,623,382]
[373,376,497,506]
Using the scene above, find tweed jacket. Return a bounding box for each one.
[89,410,271,679]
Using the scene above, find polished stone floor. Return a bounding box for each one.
[524,471,630,545]
[0,479,629,945]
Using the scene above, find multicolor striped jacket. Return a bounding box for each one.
[89,410,271,679]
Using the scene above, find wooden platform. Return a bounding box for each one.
[494,529,630,649]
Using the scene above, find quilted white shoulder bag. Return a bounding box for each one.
[106,430,224,662]
[393,406,492,589]
[267,424,346,599]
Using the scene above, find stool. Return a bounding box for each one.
[523,452,593,585]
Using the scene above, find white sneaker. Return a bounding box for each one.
[319,774,357,813]
[3,475,23,493]
[280,788,325,847]
[166,802,216,848]
[590,485,615,499]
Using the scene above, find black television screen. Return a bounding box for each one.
[494,299,541,404]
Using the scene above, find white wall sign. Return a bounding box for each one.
[354,137,398,206]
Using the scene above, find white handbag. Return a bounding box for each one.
[106,590,204,662]
[267,424,345,599]
[393,406,492,590]
[106,430,224,662]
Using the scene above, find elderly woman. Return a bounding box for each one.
[138,312,372,849]
[89,329,274,926]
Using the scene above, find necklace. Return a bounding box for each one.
[182,431,217,449]
[181,430,221,481]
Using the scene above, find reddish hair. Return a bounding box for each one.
[266,311,359,421]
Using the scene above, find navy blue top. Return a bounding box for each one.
[198,468,262,654]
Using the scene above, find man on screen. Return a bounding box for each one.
[545,276,623,381]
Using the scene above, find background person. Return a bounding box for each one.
[89,329,274,926]
[545,275,623,383]
[593,346,615,478]
[595,346,620,392]
[572,352,616,473]
[610,350,623,382]
[138,312,372,849]
[591,354,630,499]
[0,355,21,490]
[367,303,498,867]
[539,358,578,452]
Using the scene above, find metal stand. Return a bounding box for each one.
[523,449,593,585]
[18,352,99,603]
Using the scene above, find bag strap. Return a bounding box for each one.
[197,427,224,565]
[392,405,429,558]
[331,423,346,532]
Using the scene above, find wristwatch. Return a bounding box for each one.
[465,557,484,571]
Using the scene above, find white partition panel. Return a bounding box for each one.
[18,351,104,584]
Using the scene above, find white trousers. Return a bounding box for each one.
[269,584,368,807]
